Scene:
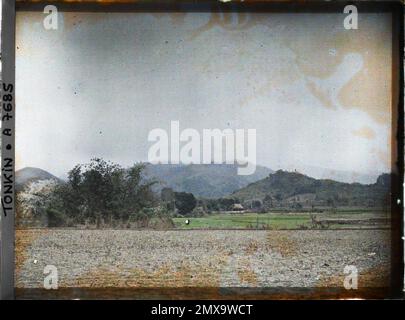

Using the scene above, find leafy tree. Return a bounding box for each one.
[71,159,157,222]
[174,192,197,216]
[263,194,273,209]
[326,198,335,208]
[119,163,157,220]
[21,158,159,227]
[218,198,235,211]
[46,208,67,227]
[251,199,262,209]
[161,187,175,211]
[161,188,175,202]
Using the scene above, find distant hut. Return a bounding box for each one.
[232,203,244,212]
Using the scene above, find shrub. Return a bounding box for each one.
[174,192,197,216]
[46,208,66,228]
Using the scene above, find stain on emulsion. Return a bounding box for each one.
[285,21,392,126]
[16,10,393,127]
[185,11,392,127]
[306,80,334,109]
[377,149,392,169]
[352,126,376,140]
[15,152,23,171]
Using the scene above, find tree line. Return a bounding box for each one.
[18,158,197,228]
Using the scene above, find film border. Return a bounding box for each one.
[1,0,404,300]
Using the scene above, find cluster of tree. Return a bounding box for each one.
[161,195,243,215]
[231,170,391,209]
[19,160,389,228]
[160,188,197,216]
[204,198,240,212]
[18,158,161,227]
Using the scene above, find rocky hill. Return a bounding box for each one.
[16,167,61,192]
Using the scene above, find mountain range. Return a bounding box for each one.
[231,170,390,207]
[15,165,390,207]
[143,163,273,198]
[15,164,272,198]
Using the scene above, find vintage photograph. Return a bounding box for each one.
[13,8,394,297]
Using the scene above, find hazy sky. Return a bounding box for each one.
[15,11,393,181]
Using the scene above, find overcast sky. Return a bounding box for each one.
[15,11,393,182]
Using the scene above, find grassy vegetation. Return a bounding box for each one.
[173,213,308,229]
[174,213,303,229]
[173,210,389,230]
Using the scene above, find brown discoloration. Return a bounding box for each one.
[352,126,376,140]
[15,229,49,273]
[244,239,259,254]
[15,286,390,300]
[14,229,392,299]
[286,24,392,125]
[71,256,228,287]
[237,269,258,285]
[377,149,391,169]
[338,64,391,125]
[16,5,393,126]
[15,152,23,172]
[12,2,398,299]
[238,242,260,285]
[266,232,297,257]
[317,264,390,288]
[306,80,334,109]
[237,259,258,285]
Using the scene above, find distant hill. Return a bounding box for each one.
[16,166,389,207]
[16,164,272,198]
[144,163,273,198]
[231,170,390,208]
[285,165,379,184]
[16,167,61,192]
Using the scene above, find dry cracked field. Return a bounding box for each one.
[15,229,391,293]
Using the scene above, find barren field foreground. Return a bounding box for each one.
[16,229,391,288]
